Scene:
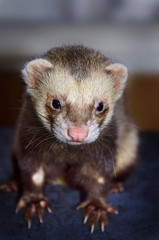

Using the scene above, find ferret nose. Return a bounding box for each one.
[67,127,88,142]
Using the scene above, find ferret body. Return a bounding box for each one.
[4,46,138,232]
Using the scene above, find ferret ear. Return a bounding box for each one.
[105,63,128,99]
[22,58,53,87]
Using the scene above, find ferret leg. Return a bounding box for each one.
[67,164,118,232]
[16,163,51,227]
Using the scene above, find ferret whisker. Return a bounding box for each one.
[16,124,46,129]
[37,113,49,121]
[52,129,67,150]
[97,138,116,176]
[118,122,142,131]
[25,130,39,149]
[98,133,113,143]
[24,131,51,143]
[46,137,59,154]
[112,113,142,131]
[95,141,104,168]
[33,136,56,149]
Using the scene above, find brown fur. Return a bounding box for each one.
[44,45,111,80]
[8,45,138,229]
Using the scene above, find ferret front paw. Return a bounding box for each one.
[16,193,52,228]
[0,180,19,192]
[77,198,118,233]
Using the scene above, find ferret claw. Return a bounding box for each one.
[109,208,118,215]
[101,223,105,232]
[15,208,19,214]
[16,195,51,227]
[90,225,95,234]
[115,210,119,214]
[28,220,31,229]
[107,205,119,214]
[39,216,43,223]
[47,207,52,213]
[16,199,26,213]
[83,216,88,224]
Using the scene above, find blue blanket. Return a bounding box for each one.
[0,128,159,240]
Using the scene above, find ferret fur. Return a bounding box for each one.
[11,45,138,229]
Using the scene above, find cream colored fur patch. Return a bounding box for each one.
[32,167,44,187]
[52,177,67,186]
[114,127,138,175]
[97,176,105,184]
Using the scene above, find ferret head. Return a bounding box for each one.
[22,46,128,145]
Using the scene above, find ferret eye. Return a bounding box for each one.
[95,100,106,115]
[96,102,104,112]
[51,99,61,110]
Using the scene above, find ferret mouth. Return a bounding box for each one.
[67,141,85,145]
[56,134,98,145]
[66,136,98,145]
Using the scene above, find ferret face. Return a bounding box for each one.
[22,46,127,145]
[44,69,112,145]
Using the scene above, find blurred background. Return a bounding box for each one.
[0,0,159,130]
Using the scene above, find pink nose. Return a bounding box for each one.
[67,127,88,142]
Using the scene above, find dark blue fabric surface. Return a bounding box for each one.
[0,128,159,240]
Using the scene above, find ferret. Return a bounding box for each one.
[1,45,138,233]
